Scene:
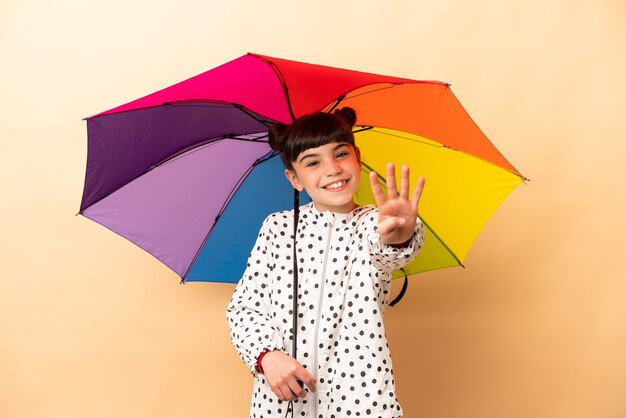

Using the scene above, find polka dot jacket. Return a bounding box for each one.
[227,202,424,418]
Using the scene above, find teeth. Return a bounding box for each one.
[326,180,346,189]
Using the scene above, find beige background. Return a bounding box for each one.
[1,1,625,417]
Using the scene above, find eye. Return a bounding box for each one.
[336,151,349,158]
[306,160,319,167]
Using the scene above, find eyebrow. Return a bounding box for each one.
[298,143,350,164]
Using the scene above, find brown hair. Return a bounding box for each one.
[268,107,357,170]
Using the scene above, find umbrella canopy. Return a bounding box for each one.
[80,53,525,283]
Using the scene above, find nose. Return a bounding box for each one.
[325,159,342,176]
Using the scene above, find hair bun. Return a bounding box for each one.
[268,122,289,152]
[335,107,357,127]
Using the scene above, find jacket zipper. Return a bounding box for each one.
[312,214,334,416]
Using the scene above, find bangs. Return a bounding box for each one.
[282,113,355,169]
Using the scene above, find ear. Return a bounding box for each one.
[284,169,304,192]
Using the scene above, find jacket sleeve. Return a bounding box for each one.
[226,216,284,375]
[367,212,425,274]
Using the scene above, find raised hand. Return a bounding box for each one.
[261,349,317,401]
[369,163,425,246]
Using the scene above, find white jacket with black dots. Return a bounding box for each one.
[227,203,424,418]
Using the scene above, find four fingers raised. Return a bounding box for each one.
[369,163,424,210]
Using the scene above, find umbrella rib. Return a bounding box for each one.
[251,54,296,122]
[78,138,225,214]
[183,151,280,280]
[213,151,278,220]
[79,136,269,215]
[321,85,398,114]
[340,83,401,101]
[233,103,275,127]
[322,82,447,114]
[362,128,528,180]
[418,217,464,268]
[149,137,228,170]
[149,134,269,171]
[326,95,346,113]
[353,126,374,134]
[168,101,278,127]
[86,100,257,120]
[365,128,446,148]
[360,161,386,183]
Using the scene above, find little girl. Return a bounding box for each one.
[227,107,425,418]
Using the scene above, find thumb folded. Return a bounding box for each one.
[378,216,404,236]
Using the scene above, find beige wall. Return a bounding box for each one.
[1,1,625,417]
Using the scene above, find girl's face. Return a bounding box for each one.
[285,141,361,213]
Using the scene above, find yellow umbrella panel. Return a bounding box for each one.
[354,127,524,277]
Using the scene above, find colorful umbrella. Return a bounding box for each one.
[79,53,526,284]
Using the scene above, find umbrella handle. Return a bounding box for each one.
[388,269,408,307]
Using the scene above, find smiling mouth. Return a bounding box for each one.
[324,179,348,190]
